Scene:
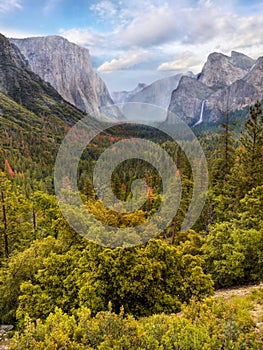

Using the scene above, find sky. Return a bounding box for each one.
[1,0,263,91]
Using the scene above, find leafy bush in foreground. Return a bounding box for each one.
[11,295,263,349]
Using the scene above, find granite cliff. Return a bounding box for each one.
[167,51,259,125]
[10,35,121,120]
[0,33,83,125]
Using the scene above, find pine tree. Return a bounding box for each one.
[0,173,9,258]
[240,100,263,191]
[225,100,263,215]
[212,110,236,190]
[210,109,236,222]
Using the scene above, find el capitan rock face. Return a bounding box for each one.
[10,35,122,120]
[166,51,260,125]
[0,32,85,129]
[0,33,66,115]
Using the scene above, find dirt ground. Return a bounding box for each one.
[214,282,263,335]
[214,282,263,299]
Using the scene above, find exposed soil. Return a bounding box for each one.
[214,282,263,335]
[214,282,263,299]
[0,338,9,350]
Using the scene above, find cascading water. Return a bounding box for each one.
[194,100,205,126]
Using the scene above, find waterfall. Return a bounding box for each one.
[194,100,205,126]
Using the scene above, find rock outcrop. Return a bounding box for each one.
[167,76,213,124]
[167,51,259,125]
[243,56,263,95]
[10,35,122,120]
[0,32,84,125]
[0,33,59,103]
[198,52,253,89]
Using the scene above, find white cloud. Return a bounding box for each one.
[60,28,107,48]
[0,0,22,13]
[116,1,233,47]
[121,4,178,47]
[60,0,263,80]
[59,28,123,59]
[97,50,150,72]
[1,0,263,91]
[90,1,117,18]
[157,51,202,72]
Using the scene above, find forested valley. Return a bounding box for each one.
[0,99,263,349]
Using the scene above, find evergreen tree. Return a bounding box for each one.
[212,111,236,188]
[240,100,263,191]
[209,110,236,223]
[227,100,263,213]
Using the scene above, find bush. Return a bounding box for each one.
[10,296,263,349]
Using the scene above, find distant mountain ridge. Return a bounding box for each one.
[112,73,194,110]
[2,32,261,126]
[167,51,261,125]
[10,35,122,120]
[111,83,147,104]
[129,73,195,109]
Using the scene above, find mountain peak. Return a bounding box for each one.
[0,33,28,69]
[111,83,147,104]
[208,52,228,59]
[231,50,245,58]
[136,83,147,90]
[129,74,185,109]
[0,32,84,125]
[198,51,250,89]
[10,35,121,120]
[230,51,255,70]
[166,49,261,125]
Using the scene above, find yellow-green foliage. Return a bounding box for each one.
[10,295,263,350]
